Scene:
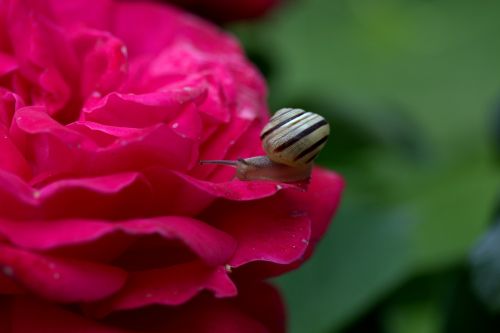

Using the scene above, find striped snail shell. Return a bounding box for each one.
[200,108,330,183]
[261,108,330,167]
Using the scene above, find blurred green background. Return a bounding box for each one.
[228,0,500,332]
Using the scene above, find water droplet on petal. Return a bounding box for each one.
[2,266,14,277]
[120,45,128,57]
[289,210,306,218]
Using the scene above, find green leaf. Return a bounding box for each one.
[470,222,500,312]
[276,205,415,333]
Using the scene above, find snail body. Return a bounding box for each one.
[200,108,329,183]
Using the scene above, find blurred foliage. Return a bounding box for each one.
[229,0,500,332]
[470,221,500,313]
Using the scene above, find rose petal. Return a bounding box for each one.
[234,281,286,333]
[144,167,300,216]
[38,172,154,220]
[92,262,236,317]
[167,0,281,23]
[0,126,31,180]
[10,107,95,180]
[0,52,17,76]
[112,2,241,58]
[203,191,312,268]
[233,168,344,278]
[0,89,24,127]
[294,168,344,243]
[191,117,261,181]
[0,217,236,266]
[11,108,197,182]
[0,245,127,303]
[47,0,114,31]
[0,272,24,295]
[72,28,128,98]
[103,282,283,333]
[5,1,81,120]
[0,170,37,219]
[0,297,12,333]
[8,296,132,333]
[82,90,205,128]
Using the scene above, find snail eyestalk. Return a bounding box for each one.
[199,160,238,167]
[200,156,312,182]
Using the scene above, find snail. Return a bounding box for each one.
[200,108,330,183]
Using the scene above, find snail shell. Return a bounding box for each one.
[261,108,330,167]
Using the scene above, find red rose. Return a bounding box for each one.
[0,0,343,332]
[165,0,282,22]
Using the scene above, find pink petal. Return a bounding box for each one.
[234,281,286,333]
[103,282,284,333]
[0,273,24,295]
[5,0,81,120]
[47,0,114,31]
[144,167,299,216]
[0,297,10,333]
[0,245,127,303]
[0,52,17,76]
[72,28,128,98]
[203,191,312,268]
[81,90,205,128]
[0,89,24,127]
[103,302,267,333]
[10,107,95,179]
[296,168,344,243]
[87,123,197,174]
[167,0,282,23]
[0,171,153,220]
[235,168,344,278]
[0,126,31,180]
[0,165,296,221]
[38,172,153,220]
[11,108,197,182]
[191,116,263,181]
[112,2,241,58]
[0,170,37,219]
[92,262,236,317]
[8,297,132,333]
[0,217,236,266]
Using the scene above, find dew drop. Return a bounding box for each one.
[2,266,14,277]
[289,210,306,218]
[120,45,128,57]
